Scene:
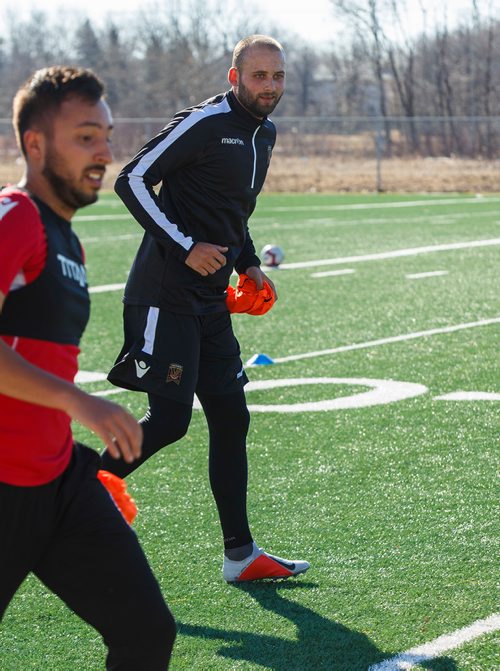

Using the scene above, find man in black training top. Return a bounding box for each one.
[103,35,310,582]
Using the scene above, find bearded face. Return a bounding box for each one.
[232,46,286,119]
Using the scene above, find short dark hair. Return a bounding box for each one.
[232,35,285,70]
[13,65,105,156]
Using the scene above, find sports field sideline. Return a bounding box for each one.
[1,192,498,670]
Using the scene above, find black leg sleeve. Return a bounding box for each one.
[197,390,253,550]
[101,395,192,478]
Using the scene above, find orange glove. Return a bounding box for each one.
[226,274,276,316]
[97,469,138,525]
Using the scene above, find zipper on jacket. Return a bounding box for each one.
[250,126,260,189]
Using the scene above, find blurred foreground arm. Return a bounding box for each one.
[0,293,141,463]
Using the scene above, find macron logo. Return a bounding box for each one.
[135,360,150,378]
[221,137,244,146]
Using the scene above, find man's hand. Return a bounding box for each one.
[186,242,228,276]
[0,337,142,463]
[65,391,143,464]
[246,265,278,300]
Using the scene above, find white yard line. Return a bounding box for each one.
[86,238,500,293]
[89,283,126,294]
[92,388,124,397]
[257,196,500,213]
[82,317,500,394]
[278,238,500,270]
[81,233,141,243]
[406,270,449,279]
[76,197,500,222]
[311,269,355,278]
[75,214,133,221]
[75,371,108,383]
[368,613,500,671]
[252,212,495,229]
[274,317,500,364]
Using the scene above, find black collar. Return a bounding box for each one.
[227,90,266,126]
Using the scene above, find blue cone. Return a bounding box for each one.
[246,353,274,366]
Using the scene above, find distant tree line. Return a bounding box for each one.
[0,0,498,157]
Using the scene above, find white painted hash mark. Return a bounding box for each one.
[406,270,449,279]
[434,391,500,401]
[368,613,500,670]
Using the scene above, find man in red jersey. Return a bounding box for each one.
[0,66,175,669]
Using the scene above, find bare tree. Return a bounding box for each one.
[331,0,393,154]
[470,0,497,156]
[75,19,102,71]
[0,2,499,161]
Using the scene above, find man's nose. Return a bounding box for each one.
[95,140,113,165]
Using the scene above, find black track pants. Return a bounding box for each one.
[0,444,176,670]
[101,391,252,549]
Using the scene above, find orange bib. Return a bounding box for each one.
[226,274,276,316]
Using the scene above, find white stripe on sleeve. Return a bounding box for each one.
[127,98,231,251]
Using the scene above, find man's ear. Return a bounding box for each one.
[228,66,239,87]
[23,129,45,161]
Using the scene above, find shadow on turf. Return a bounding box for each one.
[177,581,458,670]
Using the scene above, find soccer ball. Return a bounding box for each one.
[261,244,284,268]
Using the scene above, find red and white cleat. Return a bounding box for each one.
[223,542,310,582]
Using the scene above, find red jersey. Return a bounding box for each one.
[0,187,90,486]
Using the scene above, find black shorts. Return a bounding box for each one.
[108,306,248,404]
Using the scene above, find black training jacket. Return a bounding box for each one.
[115,90,276,314]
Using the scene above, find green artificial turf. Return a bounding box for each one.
[1,192,498,670]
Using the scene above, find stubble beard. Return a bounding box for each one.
[42,147,98,212]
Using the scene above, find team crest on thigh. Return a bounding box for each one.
[166,363,183,385]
